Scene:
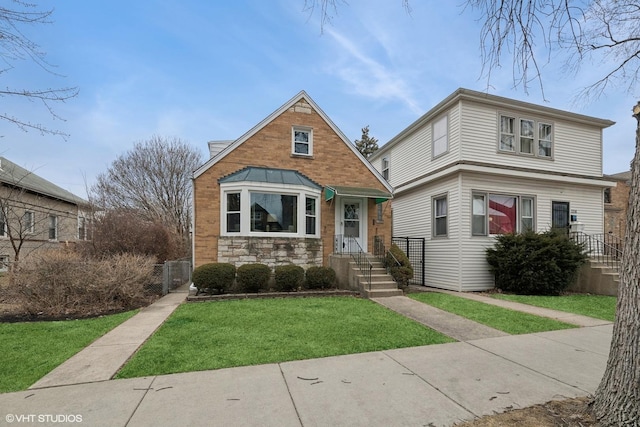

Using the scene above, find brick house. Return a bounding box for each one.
[192,91,393,271]
[0,157,90,268]
[604,170,631,238]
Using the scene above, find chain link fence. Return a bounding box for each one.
[149,258,192,295]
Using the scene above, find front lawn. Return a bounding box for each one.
[490,294,617,321]
[0,310,137,393]
[116,297,454,378]
[409,292,576,334]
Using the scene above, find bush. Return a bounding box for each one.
[486,230,588,295]
[12,250,156,317]
[236,263,271,293]
[304,266,337,290]
[386,244,414,288]
[192,263,235,294]
[274,265,304,292]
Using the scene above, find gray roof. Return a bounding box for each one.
[219,167,322,189]
[0,157,88,205]
[605,171,631,182]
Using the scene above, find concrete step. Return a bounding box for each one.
[360,280,399,290]
[362,288,403,298]
[356,274,395,283]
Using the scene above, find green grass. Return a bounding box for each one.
[491,294,617,321]
[409,292,577,334]
[0,310,137,392]
[116,297,454,378]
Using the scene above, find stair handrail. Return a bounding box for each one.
[571,231,622,273]
[374,235,401,277]
[335,234,373,291]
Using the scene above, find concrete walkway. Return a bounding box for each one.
[0,289,614,426]
[29,284,189,389]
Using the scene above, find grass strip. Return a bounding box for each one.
[0,310,137,392]
[116,296,454,378]
[491,294,616,321]
[409,292,576,334]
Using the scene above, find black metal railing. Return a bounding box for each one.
[571,232,622,273]
[374,235,400,276]
[392,236,426,285]
[334,234,373,290]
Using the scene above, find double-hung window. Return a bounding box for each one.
[381,157,389,180]
[305,197,316,235]
[226,193,241,233]
[433,195,448,237]
[0,255,8,272]
[292,127,312,156]
[432,115,448,158]
[48,215,58,240]
[0,210,5,237]
[499,114,553,158]
[23,211,35,234]
[472,193,535,236]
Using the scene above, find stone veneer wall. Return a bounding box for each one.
[218,236,323,268]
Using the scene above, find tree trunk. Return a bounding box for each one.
[593,106,640,425]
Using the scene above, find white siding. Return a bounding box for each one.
[457,172,605,290]
[393,176,463,291]
[459,101,604,177]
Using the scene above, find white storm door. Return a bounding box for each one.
[340,198,366,252]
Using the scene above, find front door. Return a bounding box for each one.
[341,199,366,252]
[552,201,570,233]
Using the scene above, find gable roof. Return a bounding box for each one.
[219,166,322,189]
[371,88,616,161]
[0,157,87,206]
[605,171,631,182]
[193,90,393,193]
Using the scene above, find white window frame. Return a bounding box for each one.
[292,126,313,156]
[225,192,241,233]
[472,192,536,236]
[498,113,554,158]
[433,194,448,238]
[220,182,321,238]
[305,197,317,236]
[432,115,449,158]
[381,156,389,180]
[48,215,58,241]
[24,211,35,234]
[521,197,535,232]
[0,209,6,238]
[78,215,86,240]
[0,255,9,272]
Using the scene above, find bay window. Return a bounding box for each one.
[221,185,320,237]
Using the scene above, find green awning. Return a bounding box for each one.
[324,185,392,204]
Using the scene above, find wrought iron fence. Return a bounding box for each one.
[334,234,372,290]
[392,237,426,285]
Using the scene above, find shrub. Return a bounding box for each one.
[274,265,304,292]
[236,263,271,293]
[12,250,156,317]
[304,266,337,290]
[486,230,588,295]
[386,244,414,288]
[192,263,235,294]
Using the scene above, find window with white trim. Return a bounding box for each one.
[499,114,553,158]
[0,255,8,272]
[24,211,35,234]
[472,192,536,236]
[292,127,312,156]
[78,216,86,240]
[48,215,58,240]
[381,157,389,180]
[433,195,448,237]
[433,115,448,158]
[221,185,320,237]
[0,210,5,237]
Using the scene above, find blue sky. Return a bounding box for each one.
[2,0,636,198]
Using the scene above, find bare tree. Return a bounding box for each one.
[91,136,203,241]
[0,0,78,138]
[303,0,411,32]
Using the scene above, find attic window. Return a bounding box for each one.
[292,127,312,156]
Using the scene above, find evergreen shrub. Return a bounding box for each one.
[274,265,305,292]
[304,266,337,289]
[192,263,235,294]
[236,263,271,293]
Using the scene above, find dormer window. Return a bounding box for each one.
[292,127,312,156]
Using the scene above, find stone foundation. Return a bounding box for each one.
[218,236,323,268]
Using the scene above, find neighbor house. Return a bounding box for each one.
[369,88,616,291]
[604,170,631,239]
[192,91,393,272]
[0,157,90,268]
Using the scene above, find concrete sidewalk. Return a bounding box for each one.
[0,324,612,426]
[0,290,614,426]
